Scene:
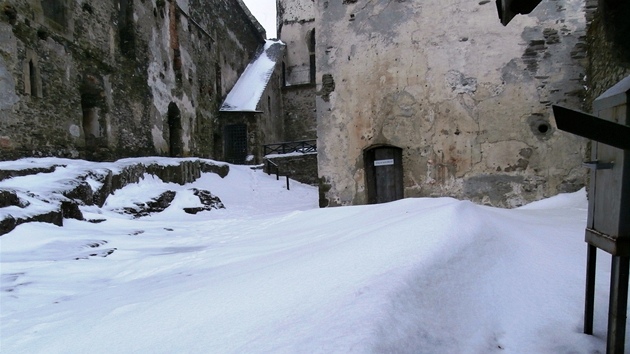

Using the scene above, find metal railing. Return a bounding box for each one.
[263,139,317,156]
[265,159,290,190]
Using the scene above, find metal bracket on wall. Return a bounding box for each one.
[583,161,615,170]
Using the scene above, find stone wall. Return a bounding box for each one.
[282,84,316,141]
[277,0,317,143]
[0,157,229,235]
[0,0,282,162]
[278,0,315,86]
[265,152,317,185]
[585,0,630,107]
[257,54,286,148]
[315,0,588,208]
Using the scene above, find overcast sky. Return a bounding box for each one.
[242,0,277,38]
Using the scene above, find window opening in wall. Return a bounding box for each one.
[118,0,136,58]
[282,62,286,87]
[80,74,107,159]
[81,98,101,158]
[41,0,66,27]
[24,55,41,97]
[169,0,182,83]
[268,95,271,114]
[215,63,222,98]
[309,53,316,83]
[168,102,184,157]
[27,60,36,96]
[224,124,248,164]
[308,30,316,83]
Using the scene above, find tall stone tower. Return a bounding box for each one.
[277,0,317,141]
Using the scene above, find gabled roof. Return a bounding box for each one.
[220,40,285,113]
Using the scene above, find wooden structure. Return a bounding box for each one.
[553,75,630,354]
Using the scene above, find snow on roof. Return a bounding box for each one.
[220,40,285,113]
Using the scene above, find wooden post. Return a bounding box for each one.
[607,256,630,353]
[585,244,597,334]
[553,76,630,353]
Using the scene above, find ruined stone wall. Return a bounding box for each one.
[277,0,317,143]
[278,0,314,85]
[0,0,267,161]
[265,153,318,185]
[282,84,316,141]
[315,0,588,208]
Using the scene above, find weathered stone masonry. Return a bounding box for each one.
[0,0,283,162]
[278,0,317,141]
[584,0,630,107]
[312,0,589,208]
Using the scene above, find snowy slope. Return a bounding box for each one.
[0,160,617,353]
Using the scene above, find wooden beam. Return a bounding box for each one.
[552,105,630,150]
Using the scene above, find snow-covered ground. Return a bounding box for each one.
[0,159,621,353]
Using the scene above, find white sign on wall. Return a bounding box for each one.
[374,159,394,167]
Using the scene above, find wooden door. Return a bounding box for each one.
[224,124,248,164]
[365,146,403,204]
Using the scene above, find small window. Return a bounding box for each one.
[282,62,286,87]
[215,63,222,98]
[24,54,41,98]
[118,0,136,58]
[27,60,36,95]
[310,54,316,83]
[41,0,67,27]
[308,30,316,83]
[307,29,316,53]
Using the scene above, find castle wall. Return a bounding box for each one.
[278,0,314,86]
[0,0,273,161]
[282,84,316,141]
[315,0,589,208]
[258,60,285,148]
[584,0,630,107]
[277,0,316,142]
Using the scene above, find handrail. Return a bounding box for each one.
[263,139,316,156]
[265,158,290,190]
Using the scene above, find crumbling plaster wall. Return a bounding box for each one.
[316,0,588,208]
[0,0,266,161]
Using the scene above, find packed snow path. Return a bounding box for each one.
[0,160,619,353]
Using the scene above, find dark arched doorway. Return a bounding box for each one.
[168,102,183,157]
[364,145,404,204]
